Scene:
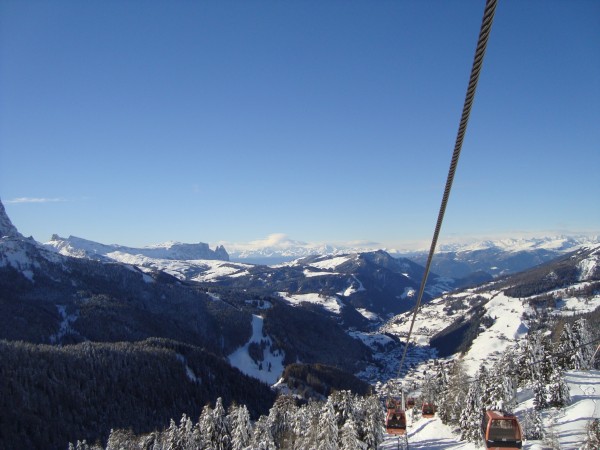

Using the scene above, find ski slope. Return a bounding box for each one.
[379,370,600,449]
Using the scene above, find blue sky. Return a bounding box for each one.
[1,0,599,250]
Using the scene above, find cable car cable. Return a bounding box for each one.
[395,0,499,381]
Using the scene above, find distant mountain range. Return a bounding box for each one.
[222,233,598,263]
[46,234,229,262]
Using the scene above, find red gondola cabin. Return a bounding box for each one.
[385,410,407,435]
[422,402,435,418]
[481,411,523,450]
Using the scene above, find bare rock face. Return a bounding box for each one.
[0,199,23,239]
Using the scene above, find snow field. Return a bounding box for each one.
[227,314,285,385]
[277,291,343,314]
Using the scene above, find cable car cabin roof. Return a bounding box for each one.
[482,411,523,449]
[385,410,406,435]
[485,410,517,420]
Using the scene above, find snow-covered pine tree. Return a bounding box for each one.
[317,397,339,450]
[360,395,384,450]
[522,407,544,440]
[547,363,570,408]
[267,395,298,449]
[437,359,469,425]
[339,418,364,450]
[459,366,485,444]
[330,390,355,430]
[198,403,217,449]
[213,397,231,450]
[582,418,600,450]
[557,322,577,370]
[488,357,517,413]
[177,413,194,450]
[106,429,137,450]
[250,416,276,450]
[163,417,186,450]
[571,318,594,369]
[229,404,252,450]
[294,399,322,450]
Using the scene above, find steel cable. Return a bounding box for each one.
[395,0,499,382]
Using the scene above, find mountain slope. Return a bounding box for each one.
[382,244,600,375]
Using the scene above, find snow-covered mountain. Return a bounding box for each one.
[400,235,599,280]
[435,235,599,253]
[40,231,454,318]
[223,233,380,264]
[45,234,229,262]
[382,243,600,375]
[223,234,599,264]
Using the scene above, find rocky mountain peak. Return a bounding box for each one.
[0,199,23,239]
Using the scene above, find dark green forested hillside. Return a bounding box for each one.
[0,339,276,450]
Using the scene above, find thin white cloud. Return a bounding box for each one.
[6,197,67,204]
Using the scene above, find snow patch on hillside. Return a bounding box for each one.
[277,292,342,314]
[49,305,79,344]
[308,255,352,270]
[578,250,598,281]
[341,275,366,296]
[357,308,380,321]
[303,269,338,277]
[227,315,284,385]
[461,292,528,376]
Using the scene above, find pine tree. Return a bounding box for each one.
[522,408,544,440]
[533,376,548,411]
[582,418,600,450]
[177,413,194,450]
[571,318,594,370]
[360,395,384,450]
[317,398,338,450]
[229,404,252,450]
[547,364,570,408]
[438,359,469,425]
[488,357,517,413]
[267,395,297,449]
[339,418,363,450]
[164,418,183,450]
[213,397,231,450]
[250,416,276,450]
[459,367,485,443]
[557,322,577,370]
[330,390,355,430]
[198,404,216,449]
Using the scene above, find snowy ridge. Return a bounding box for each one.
[44,234,229,261]
[435,235,599,254]
[223,233,600,262]
[221,233,377,260]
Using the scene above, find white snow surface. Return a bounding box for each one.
[383,283,598,376]
[577,245,599,281]
[227,315,284,385]
[303,269,338,277]
[307,255,353,270]
[356,308,381,321]
[277,291,342,314]
[378,370,600,450]
[341,275,366,297]
[460,292,528,376]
